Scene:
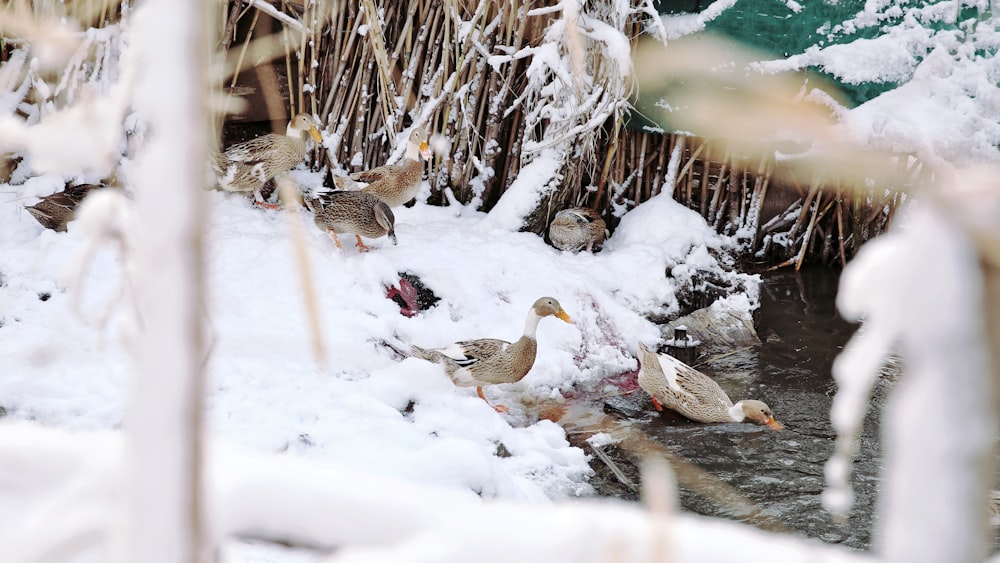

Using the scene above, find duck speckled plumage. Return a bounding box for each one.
[410,297,573,412]
[637,342,782,430]
[333,129,432,207]
[24,184,104,232]
[215,113,322,208]
[311,190,396,252]
[549,207,607,252]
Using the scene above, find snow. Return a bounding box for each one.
[3,0,1000,560]
[743,2,1000,166]
[2,170,748,435]
[830,200,995,562]
[0,157,758,558]
[658,0,738,40]
[0,421,873,563]
[0,142,755,552]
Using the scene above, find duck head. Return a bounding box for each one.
[374,201,397,245]
[533,297,573,324]
[407,129,433,160]
[289,113,323,143]
[734,399,782,430]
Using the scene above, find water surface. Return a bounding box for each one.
[578,267,888,550]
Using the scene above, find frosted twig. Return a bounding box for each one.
[241,0,302,31]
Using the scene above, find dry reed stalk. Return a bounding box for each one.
[788,176,821,241]
[674,140,704,185]
[835,195,847,268]
[699,142,712,216]
[360,0,399,137]
[707,146,730,222]
[224,8,261,118]
[748,158,773,250]
[279,177,327,365]
[796,194,836,270]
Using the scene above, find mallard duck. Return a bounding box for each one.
[332,128,432,207]
[215,112,322,209]
[25,184,103,232]
[410,297,573,412]
[637,342,782,430]
[311,190,397,252]
[548,207,608,252]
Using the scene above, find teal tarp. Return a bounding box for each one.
[630,0,995,132]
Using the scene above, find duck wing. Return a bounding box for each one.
[440,338,509,366]
[657,352,734,412]
[567,208,599,224]
[223,134,282,164]
[351,162,406,184]
[331,174,363,191]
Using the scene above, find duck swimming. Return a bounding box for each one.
[637,342,782,430]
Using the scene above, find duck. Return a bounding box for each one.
[548,207,608,252]
[215,112,322,209]
[25,183,104,232]
[332,128,432,207]
[311,190,396,252]
[637,341,782,430]
[410,297,574,412]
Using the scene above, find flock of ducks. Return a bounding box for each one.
[212,113,780,428]
[22,112,780,430]
[215,114,432,252]
[412,296,781,430]
[214,113,608,255]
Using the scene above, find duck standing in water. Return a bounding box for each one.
[410,297,574,412]
[333,128,432,207]
[215,112,322,209]
[548,207,608,252]
[637,341,782,430]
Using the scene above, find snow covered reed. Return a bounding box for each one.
[123,0,213,561]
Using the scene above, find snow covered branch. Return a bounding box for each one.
[123,0,211,561]
[0,422,871,563]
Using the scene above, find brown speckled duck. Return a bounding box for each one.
[410,297,573,412]
[333,128,432,207]
[215,112,322,208]
[311,190,396,252]
[637,342,782,430]
[549,207,607,252]
[25,184,104,232]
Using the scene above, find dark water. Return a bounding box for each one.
[579,267,891,551]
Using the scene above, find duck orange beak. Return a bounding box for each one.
[309,125,323,143]
[556,309,574,324]
[765,417,783,431]
[419,140,432,160]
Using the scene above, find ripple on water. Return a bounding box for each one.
[580,267,880,551]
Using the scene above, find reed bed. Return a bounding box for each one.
[216,0,902,269]
[0,0,903,269]
[603,131,915,268]
[219,0,655,215]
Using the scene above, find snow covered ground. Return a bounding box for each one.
[0,164,758,502]
[3,0,1000,560]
